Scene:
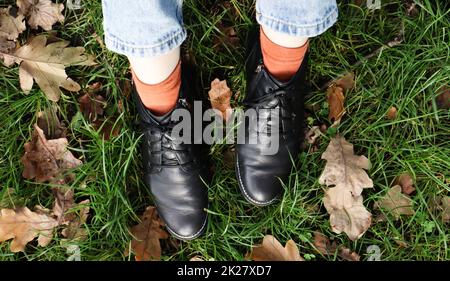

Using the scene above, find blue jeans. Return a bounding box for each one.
[102,0,338,58]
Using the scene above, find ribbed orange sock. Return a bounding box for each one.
[131,61,181,116]
[260,28,308,82]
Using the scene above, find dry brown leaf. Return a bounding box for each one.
[319,136,373,240]
[208,78,232,121]
[52,187,74,224]
[314,231,361,261]
[5,35,95,101]
[436,85,450,110]
[0,207,58,252]
[394,173,415,195]
[386,106,397,120]
[0,6,26,41]
[213,21,240,51]
[60,199,90,241]
[247,235,304,261]
[335,72,355,90]
[326,84,345,123]
[374,185,415,219]
[78,88,106,122]
[17,0,64,31]
[128,206,168,261]
[21,123,82,183]
[305,126,322,145]
[36,106,66,139]
[339,247,360,261]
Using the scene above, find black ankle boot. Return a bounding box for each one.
[133,74,210,240]
[235,29,308,206]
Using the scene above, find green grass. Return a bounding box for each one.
[0,0,449,261]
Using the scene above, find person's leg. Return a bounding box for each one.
[236,0,338,206]
[102,0,209,240]
[256,0,338,81]
[102,0,184,115]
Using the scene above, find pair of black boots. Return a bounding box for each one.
[133,30,308,240]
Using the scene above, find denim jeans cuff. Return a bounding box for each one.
[104,28,187,58]
[256,6,338,38]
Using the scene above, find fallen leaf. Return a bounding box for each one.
[436,85,450,109]
[326,84,345,123]
[128,206,168,261]
[213,21,240,51]
[374,185,415,219]
[208,78,232,121]
[305,126,322,145]
[339,247,360,261]
[60,199,90,241]
[335,72,355,90]
[386,106,397,120]
[17,0,65,31]
[21,123,82,183]
[319,136,373,240]
[247,235,304,261]
[0,207,58,252]
[78,90,106,122]
[5,35,95,101]
[0,6,26,41]
[37,106,66,139]
[405,1,419,17]
[52,187,74,224]
[313,231,337,256]
[394,173,415,195]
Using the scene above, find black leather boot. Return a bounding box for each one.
[133,74,210,240]
[235,29,308,206]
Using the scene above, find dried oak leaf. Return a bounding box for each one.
[0,207,58,252]
[21,123,82,183]
[335,72,355,91]
[0,6,26,41]
[6,35,95,101]
[374,185,415,220]
[394,173,415,195]
[319,136,373,240]
[128,206,168,261]
[247,235,304,261]
[17,0,64,31]
[313,232,360,261]
[208,78,232,121]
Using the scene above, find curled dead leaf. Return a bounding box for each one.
[247,235,304,261]
[394,173,415,195]
[326,84,345,123]
[208,78,232,121]
[386,106,397,120]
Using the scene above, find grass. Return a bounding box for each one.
[0,0,449,261]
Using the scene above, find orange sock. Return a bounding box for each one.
[260,28,308,82]
[131,61,181,116]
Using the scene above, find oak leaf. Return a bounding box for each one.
[374,185,415,219]
[319,136,373,240]
[17,0,64,31]
[60,199,90,241]
[78,91,106,122]
[326,84,345,123]
[208,78,232,122]
[21,123,82,183]
[0,6,26,41]
[128,206,168,261]
[313,232,360,261]
[0,207,58,252]
[4,35,95,101]
[247,235,304,261]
